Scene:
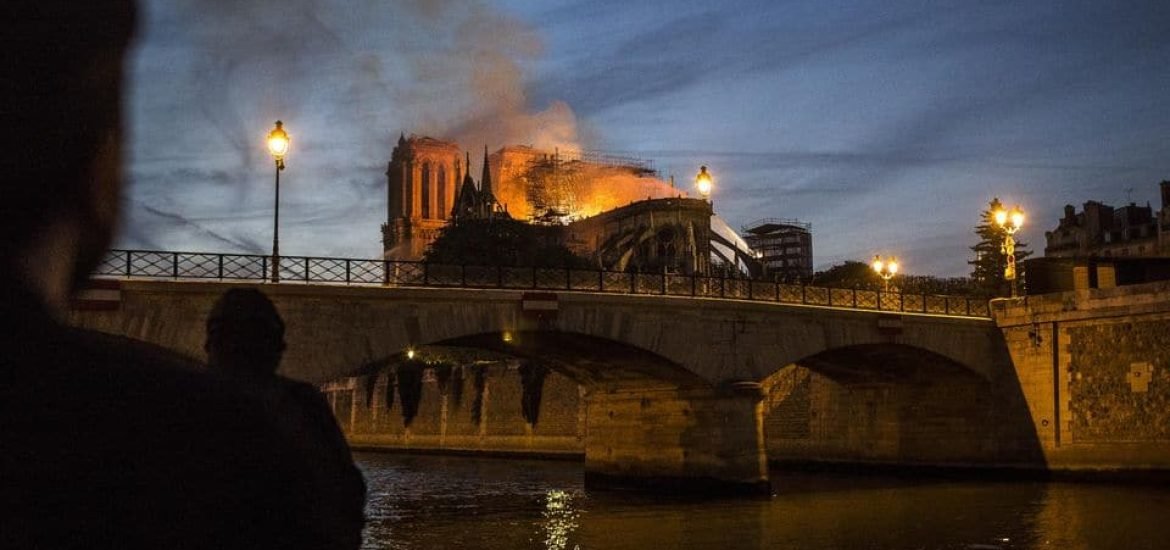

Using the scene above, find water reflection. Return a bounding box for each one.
[542,490,579,550]
[356,453,1170,550]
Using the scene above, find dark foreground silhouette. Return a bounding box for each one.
[2,2,343,547]
[206,288,368,550]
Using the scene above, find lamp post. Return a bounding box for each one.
[871,254,899,292]
[266,120,289,283]
[993,204,1025,297]
[695,165,713,201]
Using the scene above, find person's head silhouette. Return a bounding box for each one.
[205,288,287,376]
[2,2,137,306]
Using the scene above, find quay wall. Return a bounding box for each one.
[325,362,585,457]
[992,280,1170,472]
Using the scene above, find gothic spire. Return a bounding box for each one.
[466,151,474,188]
[450,153,464,219]
[481,145,494,198]
[453,150,480,222]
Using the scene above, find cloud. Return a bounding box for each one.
[122,0,594,259]
[120,0,1170,277]
[121,200,264,252]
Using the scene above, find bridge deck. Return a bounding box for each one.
[93,249,991,319]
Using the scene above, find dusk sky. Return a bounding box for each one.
[121,0,1170,276]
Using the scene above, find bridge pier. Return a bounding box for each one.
[582,383,770,496]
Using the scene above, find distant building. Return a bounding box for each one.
[741,218,813,281]
[1044,181,1170,259]
[1026,256,1170,294]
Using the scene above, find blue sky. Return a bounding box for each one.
[120,0,1170,276]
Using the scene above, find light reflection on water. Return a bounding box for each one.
[543,490,579,550]
[356,452,1170,550]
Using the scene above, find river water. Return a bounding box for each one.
[356,452,1169,549]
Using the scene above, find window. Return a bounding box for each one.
[421,163,432,219]
[437,165,447,219]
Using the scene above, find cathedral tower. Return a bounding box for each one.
[382,134,462,260]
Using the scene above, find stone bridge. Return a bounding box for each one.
[70,280,1044,493]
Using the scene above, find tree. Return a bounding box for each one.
[968,197,1031,297]
[812,260,983,296]
[811,261,881,290]
[424,218,591,268]
[899,274,981,296]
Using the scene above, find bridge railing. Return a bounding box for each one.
[93,249,992,318]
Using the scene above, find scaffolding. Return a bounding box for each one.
[741,218,814,281]
[523,148,657,225]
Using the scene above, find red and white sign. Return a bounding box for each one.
[71,279,122,311]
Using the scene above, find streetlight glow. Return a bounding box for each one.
[1010,206,1025,230]
[992,202,1025,297]
[695,165,713,199]
[993,204,1024,235]
[872,254,899,292]
[993,209,1008,227]
[267,120,290,159]
[266,120,289,283]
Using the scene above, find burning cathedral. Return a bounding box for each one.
[381,134,761,276]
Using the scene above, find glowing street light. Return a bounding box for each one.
[993,204,1025,297]
[695,165,713,200]
[871,254,899,292]
[266,120,289,282]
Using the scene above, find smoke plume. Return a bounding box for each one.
[125,0,585,255]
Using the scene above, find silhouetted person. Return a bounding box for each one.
[1,2,327,548]
[206,288,367,550]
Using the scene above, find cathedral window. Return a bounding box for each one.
[421,163,432,219]
[437,165,447,219]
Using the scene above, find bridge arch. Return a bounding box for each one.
[760,343,1037,467]
[68,280,1026,490]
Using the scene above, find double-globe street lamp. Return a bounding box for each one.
[993,204,1025,297]
[871,254,899,292]
[266,120,290,283]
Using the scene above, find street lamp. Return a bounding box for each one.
[695,165,713,200]
[993,204,1025,297]
[871,254,899,292]
[266,120,289,282]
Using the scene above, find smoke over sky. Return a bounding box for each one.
[123,0,585,260]
[122,0,1169,275]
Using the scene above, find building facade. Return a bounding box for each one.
[564,197,714,275]
[1044,181,1170,259]
[382,135,463,260]
[384,134,679,261]
[741,218,814,281]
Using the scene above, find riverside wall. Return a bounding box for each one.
[992,280,1170,472]
[325,362,585,457]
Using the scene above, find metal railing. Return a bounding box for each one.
[93,249,992,318]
